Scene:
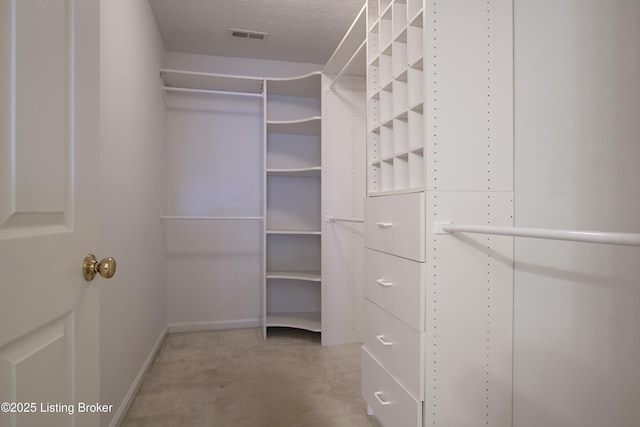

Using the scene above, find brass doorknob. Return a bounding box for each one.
[83,254,116,281]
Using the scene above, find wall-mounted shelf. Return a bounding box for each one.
[266,167,321,177]
[266,271,322,281]
[266,117,322,135]
[266,72,322,97]
[266,312,321,332]
[159,68,263,94]
[266,230,322,235]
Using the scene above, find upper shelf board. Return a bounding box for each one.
[266,72,322,97]
[159,69,264,94]
[323,3,367,76]
[267,117,322,135]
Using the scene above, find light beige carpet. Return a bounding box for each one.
[122,328,381,427]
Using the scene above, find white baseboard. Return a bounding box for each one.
[168,318,260,333]
[109,325,168,427]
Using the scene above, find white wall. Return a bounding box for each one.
[513,1,640,426]
[164,92,262,330]
[99,1,167,426]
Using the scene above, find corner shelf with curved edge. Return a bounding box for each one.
[266,117,322,135]
[266,271,321,281]
[263,71,323,340]
[265,312,322,333]
[159,68,264,95]
[266,167,321,178]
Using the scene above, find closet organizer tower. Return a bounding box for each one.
[159,5,366,346]
[263,73,323,334]
[361,0,514,426]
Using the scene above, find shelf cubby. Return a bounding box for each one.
[408,149,424,188]
[381,159,394,192]
[380,87,394,124]
[379,8,393,49]
[407,0,423,21]
[267,133,320,170]
[266,278,321,332]
[394,117,408,154]
[392,1,408,39]
[381,0,392,11]
[408,108,424,150]
[379,49,393,88]
[380,122,394,158]
[407,12,424,65]
[393,77,408,116]
[392,40,408,77]
[407,65,423,107]
[266,233,321,275]
[266,175,320,232]
[394,153,409,189]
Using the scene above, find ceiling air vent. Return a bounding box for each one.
[229,28,268,41]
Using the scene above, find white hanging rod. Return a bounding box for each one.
[433,222,640,247]
[161,86,263,98]
[326,216,364,224]
[161,216,263,221]
[328,40,367,91]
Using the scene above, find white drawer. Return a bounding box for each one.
[364,192,425,261]
[363,299,424,400]
[361,347,422,427]
[364,248,425,331]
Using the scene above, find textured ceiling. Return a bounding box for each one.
[148,0,365,65]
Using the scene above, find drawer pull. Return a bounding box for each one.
[376,278,393,287]
[376,222,393,229]
[374,391,392,406]
[376,335,393,346]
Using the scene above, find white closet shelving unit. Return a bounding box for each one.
[363,1,427,425]
[157,7,367,346]
[159,68,264,95]
[362,1,515,426]
[367,0,424,195]
[263,72,324,336]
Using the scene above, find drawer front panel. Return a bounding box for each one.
[364,192,425,261]
[364,248,425,331]
[361,347,422,427]
[363,299,424,400]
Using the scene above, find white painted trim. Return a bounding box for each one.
[168,319,260,334]
[108,325,169,427]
